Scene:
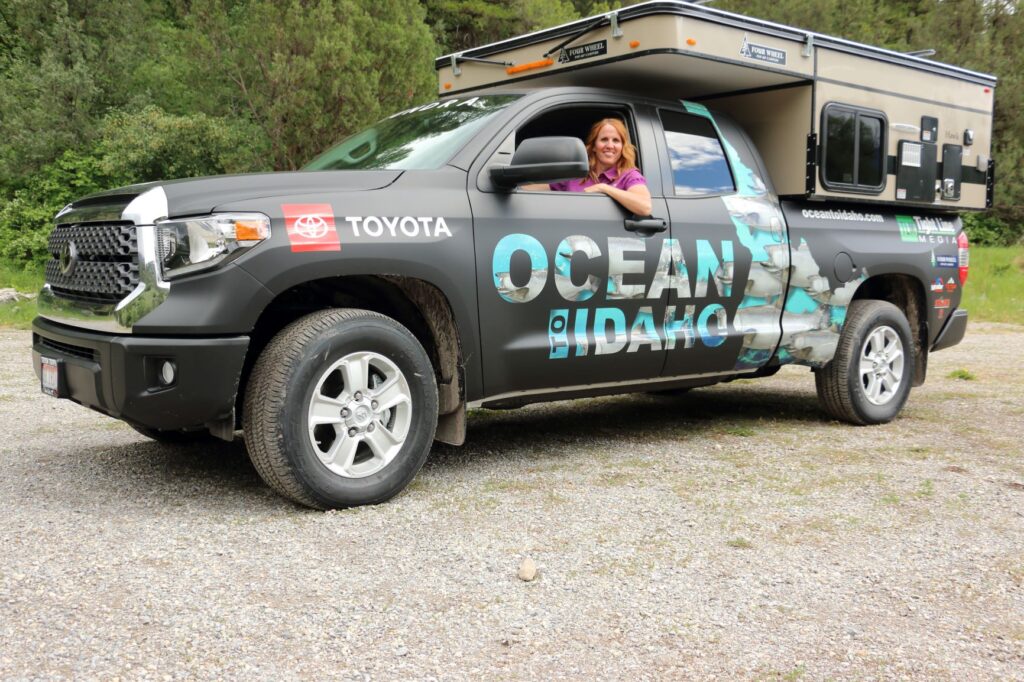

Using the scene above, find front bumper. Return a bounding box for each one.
[32,317,249,431]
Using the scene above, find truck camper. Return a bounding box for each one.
[436,0,995,209]
[32,1,993,508]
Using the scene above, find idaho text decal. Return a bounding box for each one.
[491,234,735,358]
[282,203,341,252]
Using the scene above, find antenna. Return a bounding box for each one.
[905,49,936,58]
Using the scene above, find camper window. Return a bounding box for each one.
[821,103,886,193]
[658,109,734,198]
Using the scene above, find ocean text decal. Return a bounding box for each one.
[492,234,735,357]
[801,208,883,223]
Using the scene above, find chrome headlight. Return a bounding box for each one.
[155,213,270,280]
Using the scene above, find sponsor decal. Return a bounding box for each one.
[492,234,735,355]
[934,298,951,309]
[282,203,340,252]
[897,215,958,245]
[935,254,957,268]
[558,40,607,64]
[930,277,944,292]
[739,34,786,65]
[946,277,957,292]
[387,96,488,119]
[344,216,452,240]
[800,208,883,223]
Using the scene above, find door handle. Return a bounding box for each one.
[624,216,668,236]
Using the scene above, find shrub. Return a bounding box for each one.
[0,107,270,268]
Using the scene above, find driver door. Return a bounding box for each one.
[468,98,671,400]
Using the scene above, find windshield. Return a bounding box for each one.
[304,95,521,171]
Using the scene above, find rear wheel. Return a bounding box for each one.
[243,309,437,509]
[815,300,914,425]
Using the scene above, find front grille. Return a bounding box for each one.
[45,222,139,303]
[35,334,97,362]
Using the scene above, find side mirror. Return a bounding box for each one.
[489,137,589,190]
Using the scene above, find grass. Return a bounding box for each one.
[947,368,976,380]
[0,262,43,330]
[0,262,44,292]
[726,536,753,549]
[961,245,1024,324]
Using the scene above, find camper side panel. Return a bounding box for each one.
[813,48,993,210]
[706,85,813,196]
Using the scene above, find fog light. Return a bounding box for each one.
[160,361,176,386]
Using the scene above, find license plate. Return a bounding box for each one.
[40,356,60,397]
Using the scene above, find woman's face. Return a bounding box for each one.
[592,124,624,169]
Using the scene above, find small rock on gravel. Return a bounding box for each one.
[518,557,537,582]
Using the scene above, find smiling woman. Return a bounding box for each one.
[531,117,652,216]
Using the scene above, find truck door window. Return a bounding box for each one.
[514,105,640,171]
[822,103,886,193]
[658,109,734,197]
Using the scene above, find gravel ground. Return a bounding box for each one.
[2,324,1022,680]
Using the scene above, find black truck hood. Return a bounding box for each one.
[62,170,402,223]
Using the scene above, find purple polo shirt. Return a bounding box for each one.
[549,167,647,193]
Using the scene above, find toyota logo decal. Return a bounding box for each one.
[293,214,330,239]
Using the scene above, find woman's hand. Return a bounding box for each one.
[583,183,611,194]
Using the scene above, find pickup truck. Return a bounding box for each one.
[31,86,972,508]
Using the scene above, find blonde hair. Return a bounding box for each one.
[584,118,637,182]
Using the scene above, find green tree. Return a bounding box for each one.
[425,0,580,54]
[0,0,173,195]
[182,0,437,170]
[0,107,268,266]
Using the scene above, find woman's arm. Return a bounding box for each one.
[584,183,652,216]
[518,183,551,191]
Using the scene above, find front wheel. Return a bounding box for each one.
[815,300,914,425]
[243,309,437,509]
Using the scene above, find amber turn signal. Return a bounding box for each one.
[506,58,554,75]
[234,220,270,242]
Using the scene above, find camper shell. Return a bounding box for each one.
[436,0,996,211]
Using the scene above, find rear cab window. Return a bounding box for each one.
[658,109,735,197]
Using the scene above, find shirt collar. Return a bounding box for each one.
[597,167,620,182]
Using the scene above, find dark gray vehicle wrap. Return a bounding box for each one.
[31,87,970,437]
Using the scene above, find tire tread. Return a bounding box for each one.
[243,309,407,509]
[815,300,910,425]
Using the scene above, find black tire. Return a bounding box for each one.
[815,300,914,425]
[131,425,219,444]
[243,309,437,509]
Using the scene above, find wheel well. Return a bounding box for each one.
[237,275,464,430]
[852,274,928,385]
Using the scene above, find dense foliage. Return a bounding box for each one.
[0,0,1021,270]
